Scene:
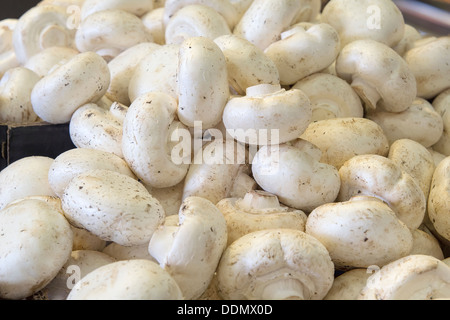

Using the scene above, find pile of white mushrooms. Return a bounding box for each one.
[0,0,449,300]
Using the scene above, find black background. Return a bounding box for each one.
[0,0,42,20]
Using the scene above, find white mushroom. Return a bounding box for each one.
[214,34,280,96]
[71,226,107,252]
[388,139,436,201]
[306,196,414,270]
[41,250,117,300]
[393,24,423,57]
[122,91,190,189]
[366,98,444,148]
[336,39,417,113]
[216,228,335,300]
[404,36,450,100]
[337,154,426,230]
[299,117,390,170]
[31,51,110,124]
[12,5,76,65]
[0,156,56,210]
[141,7,165,45]
[321,0,405,49]
[48,147,136,198]
[292,73,364,121]
[252,143,341,212]
[217,190,308,246]
[148,196,228,300]
[69,102,128,159]
[0,198,73,300]
[428,156,450,242]
[75,9,153,61]
[144,180,184,216]
[105,42,160,105]
[410,229,445,261]
[358,255,450,300]
[24,46,79,78]
[163,0,239,30]
[102,242,156,262]
[223,84,312,146]
[67,259,184,300]
[264,23,341,86]
[177,36,229,129]
[80,0,154,19]
[0,19,20,78]
[61,169,165,246]
[164,4,231,45]
[234,0,321,50]
[432,89,450,156]
[0,67,41,123]
[228,0,253,20]
[324,269,372,301]
[128,44,179,102]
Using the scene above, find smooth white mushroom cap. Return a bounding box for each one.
[324,269,372,300]
[141,7,165,45]
[432,89,450,156]
[336,39,417,113]
[0,198,73,300]
[216,229,335,300]
[358,255,450,300]
[61,169,165,246]
[102,242,156,262]
[410,229,445,261]
[252,144,341,212]
[31,51,110,124]
[338,154,426,230]
[223,84,312,146]
[67,259,184,300]
[149,196,228,300]
[0,19,20,78]
[292,73,364,121]
[48,147,136,198]
[264,23,340,85]
[428,156,450,242]
[306,196,413,270]
[0,156,56,210]
[321,0,405,48]
[80,0,154,19]
[24,46,79,78]
[300,117,390,170]
[393,24,423,57]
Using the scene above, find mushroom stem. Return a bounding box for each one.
[245,84,282,97]
[236,190,282,212]
[261,279,306,300]
[351,77,381,110]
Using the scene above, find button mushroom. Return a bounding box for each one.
[216,190,308,245]
[148,196,228,300]
[324,268,372,300]
[24,46,79,78]
[216,228,335,300]
[222,84,312,146]
[141,7,165,45]
[80,0,154,20]
[0,19,20,78]
[61,169,165,247]
[67,259,184,300]
[358,255,450,300]
[336,39,417,113]
[338,154,426,230]
[306,196,413,270]
[432,89,450,156]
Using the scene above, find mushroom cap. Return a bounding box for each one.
[321,0,405,48]
[292,73,364,121]
[338,154,426,230]
[0,198,73,300]
[223,84,312,146]
[336,39,417,113]
[141,7,165,45]
[31,51,110,124]
[71,225,107,252]
[67,259,184,300]
[366,98,444,148]
[217,190,308,245]
[264,23,341,85]
[306,196,414,270]
[432,89,450,156]
[48,147,136,198]
[81,0,154,19]
[214,34,280,96]
[61,169,165,246]
[252,144,341,212]
[148,196,228,300]
[216,228,335,300]
[102,242,156,262]
[428,156,450,242]
[0,156,56,210]
[410,229,445,261]
[300,117,390,169]
[324,268,372,300]
[24,46,79,78]
[122,91,190,189]
[404,36,450,100]
[358,255,450,300]
[69,102,128,159]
